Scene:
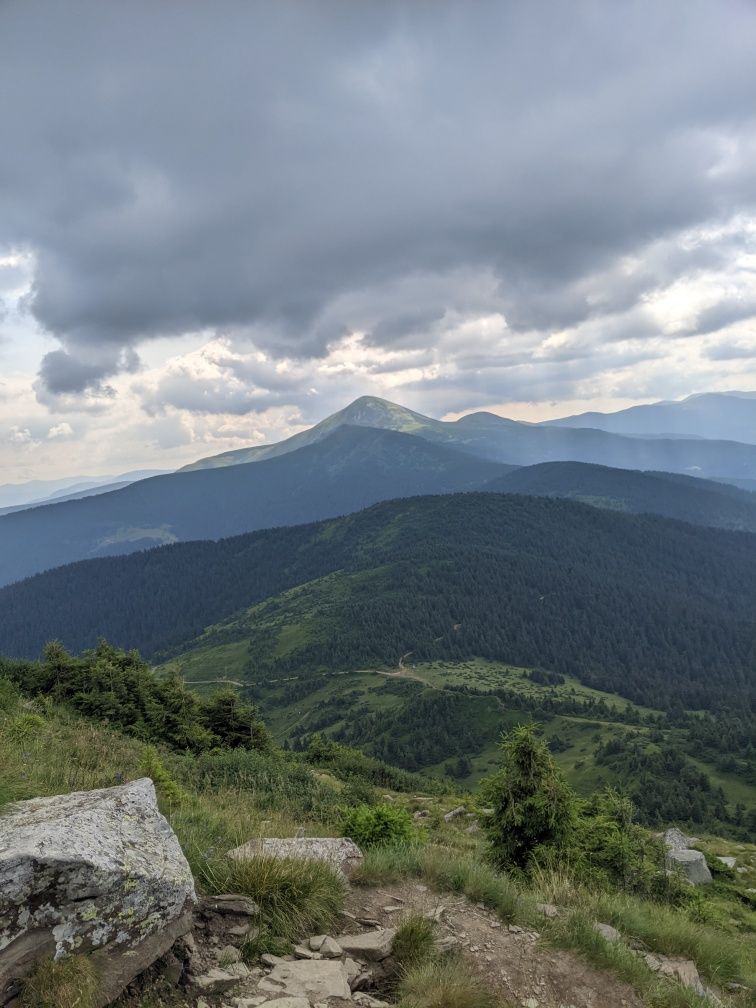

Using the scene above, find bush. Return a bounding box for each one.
[480,724,577,869]
[341,802,417,848]
[20,955,98,1008]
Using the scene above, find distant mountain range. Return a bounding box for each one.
[545,391,756,443]
[181,394,756,480]
[3,394,756,587]
[1,493,753,715]
[0,426,506,587]
[0,469,169,514]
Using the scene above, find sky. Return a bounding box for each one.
[1,1,756,482]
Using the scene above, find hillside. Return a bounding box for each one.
[0,426,506,587]
[2,492,755,715]
[546,391,756,443]
[485,461,756,531]
[179,395,756,482]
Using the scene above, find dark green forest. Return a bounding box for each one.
[2,493,755,714]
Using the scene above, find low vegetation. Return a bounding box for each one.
[20,955,98,1008]
[1,643,754,1008]
[398,956,503,1008]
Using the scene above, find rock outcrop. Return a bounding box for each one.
[663,828,712,885]
[0,778,195,1007]
[227,837,363,878]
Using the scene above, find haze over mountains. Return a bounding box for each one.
[2,392,756,588]
[546,392,756,443]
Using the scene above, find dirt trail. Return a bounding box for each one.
[346,883,643,1008]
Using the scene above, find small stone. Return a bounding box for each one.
[593,922,621,943]
[293,944,322,959]
[318,936,343,958]
[716,856,736,868]
[218,944,242,964]
[261,953,288,966]
[536,902,558,919]
[508,924,524,933]
[443,805,467,822]
[191,967,244,994]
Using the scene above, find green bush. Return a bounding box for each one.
[341,802,417,848]
[480,724,577,869]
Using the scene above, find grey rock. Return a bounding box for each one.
[665,848,712,885]
[536,903,558,919]
[191,966,245,993]
[593,922,621,942]
[337,928,396,961]
[250,1000,310,1008]
[716,856,736,868]
[317,936,343,958]
[227,837,362,878]
[443,805,467,822]
[0,778,195,1008]
[663,828,691,851]
[200,894,259,917]
[656,957,706,995]
[265,959,351,1000]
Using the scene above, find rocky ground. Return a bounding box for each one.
[117,880,652,1008]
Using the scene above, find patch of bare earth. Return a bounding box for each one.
[346,883,643,1008]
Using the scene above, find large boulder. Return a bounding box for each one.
[227,837,362,878]
[0,778,195,1006]
[665,848,712,886]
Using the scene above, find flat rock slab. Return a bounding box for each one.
[261,959,352,1000]
[337,928,396,961]
[227,837,363,878]
[0,778,195,1007]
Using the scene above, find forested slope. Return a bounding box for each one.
[2,493,755,712]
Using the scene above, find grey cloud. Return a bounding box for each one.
[38,347,140,395]
[1,0,756,406]
[695,297,756,336]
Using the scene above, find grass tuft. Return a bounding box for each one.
[392,913,436,972]
[20,955,98,1008]
[197,853,346,941]
[398,955,504,1008]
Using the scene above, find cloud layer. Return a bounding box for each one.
[1,0,755,477]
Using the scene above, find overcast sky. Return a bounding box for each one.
[1,0,756,481]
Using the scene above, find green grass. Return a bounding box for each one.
[354,844,532,925]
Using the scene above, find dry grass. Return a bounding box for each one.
[20,955,98,1008]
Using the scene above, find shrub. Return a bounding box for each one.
[480,724,577,869]
[139,746,188,806]
[20,955,98,1008]
[341,802,417,848]
[198,854,346,941]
